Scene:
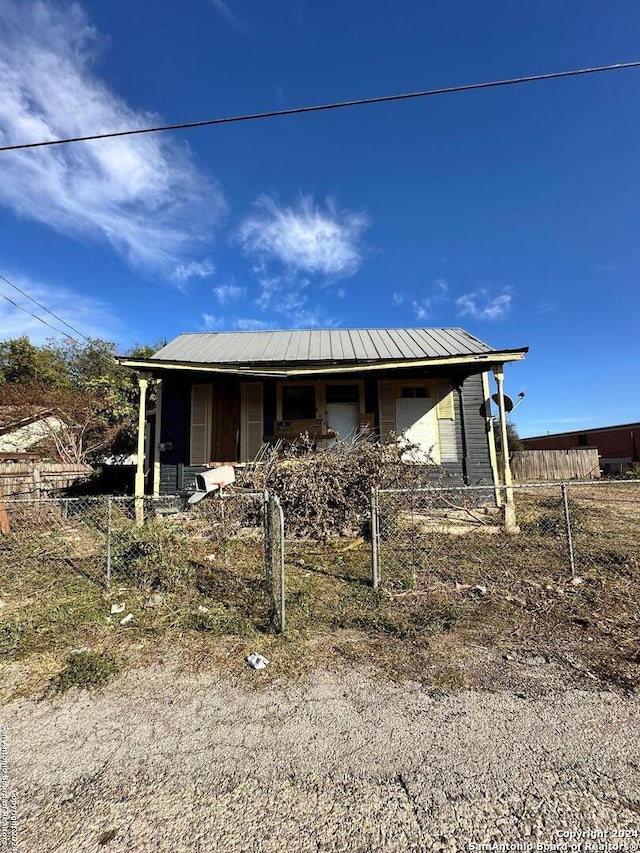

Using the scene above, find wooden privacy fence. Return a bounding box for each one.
[510,449,600,481]
[0,461,93,498]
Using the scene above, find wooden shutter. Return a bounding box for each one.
[377,380,396,441]
[240,382,264,462]
[436,380,455,419]
[190,384,212,465]
[436,380,458,462]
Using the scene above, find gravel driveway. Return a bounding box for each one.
[3,662,639,852]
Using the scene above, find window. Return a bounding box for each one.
[282,385,316,420]
[325,384,360,404]
[400,386,428,398]
[578,434,588,447]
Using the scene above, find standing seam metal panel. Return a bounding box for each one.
[151,328,498,364]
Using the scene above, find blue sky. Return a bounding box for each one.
[0,0,639,437]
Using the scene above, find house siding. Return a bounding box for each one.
[156,368,495,494]
[158,374,204,495]
[457,372,494,485]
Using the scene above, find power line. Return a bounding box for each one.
[0,273,131,376]
[0,289,81,343]
[1,60,639,153]
[0,285,123,376]
[0,273,90,341]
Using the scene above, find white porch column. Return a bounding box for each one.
[135,373,150,524]
[493,365,517,533]
[153,378,162,498]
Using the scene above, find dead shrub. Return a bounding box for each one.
[244,436,449,540]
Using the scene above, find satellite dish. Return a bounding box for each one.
[492,392,514,413]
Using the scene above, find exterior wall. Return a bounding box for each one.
[157,373,202,495]
[456,372,494,485]
[160,463,208,495]
[156,367,497,493]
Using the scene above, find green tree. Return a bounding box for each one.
[0,337,161,463]
[0,336,68,387]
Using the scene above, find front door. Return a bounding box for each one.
[395,397,439,463]
[326,403,359,447]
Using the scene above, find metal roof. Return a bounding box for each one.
[151,328,499,365]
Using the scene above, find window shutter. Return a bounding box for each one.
[436,380,458,462]
[377,380,396,441]
[190,384,212,465]
[436,381,455,419]
[438,421,458,462]
[240,382,264,462]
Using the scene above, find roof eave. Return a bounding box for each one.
[117,347,528,377]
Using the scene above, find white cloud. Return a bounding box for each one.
[286,307,338,329]
[172,260,215,282]
[213,284,246,304]
[208,0,252,36]
[410,278,449,321]
[248,270,335,328]
[392,292,404,305]
[456,289,511,321]
[202,313,225,330]
[202,313,268,332]
[412,300,429,321]
[238,195,367,278]
[0,1,226,281]
[235,318,269,330]
[0,271,121,344]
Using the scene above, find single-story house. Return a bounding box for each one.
[119,328,528,511]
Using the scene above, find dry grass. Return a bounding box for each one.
[0,482,638,698]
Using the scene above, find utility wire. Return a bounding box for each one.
[1,60,639,153]
[0,289,80,343]
[0,273,121,376]
[0,273,90,341]
[0,286,126,378]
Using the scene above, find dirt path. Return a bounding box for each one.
[3,664,639,852]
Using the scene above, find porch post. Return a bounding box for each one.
[135,373,150,524]
[493,365,517,533]
[481,370,503,507]
[153,378,162,498]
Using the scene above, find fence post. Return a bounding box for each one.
[371,487,379,590]
[106,497,113,587]
[263,489,270,580]
[220,489,229,567]
[274,495,285,634]
[266,495,285,633]
[561,482,576,579]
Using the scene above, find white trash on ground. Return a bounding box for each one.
[245,652,269,670]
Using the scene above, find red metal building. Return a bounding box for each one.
[522,422,640,473]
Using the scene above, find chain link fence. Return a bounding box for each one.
[0,489,287,642]
[371,480,640,589]
[2,479,637,658]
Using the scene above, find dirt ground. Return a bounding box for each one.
[2,650,639,853]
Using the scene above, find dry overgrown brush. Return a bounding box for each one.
[245,437,444,540]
